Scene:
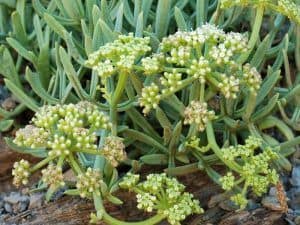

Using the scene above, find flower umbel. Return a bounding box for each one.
[86,33,151,79]
[138,24,263,113]
[12,159,30,187]
[12,102,111,189]
[76,168,102,198]
[220,136,279,208]
[184,101,215,131]
[139,83,161,114]
[41,164,65,189]
[101,136,127,167]
[120,173,203,225]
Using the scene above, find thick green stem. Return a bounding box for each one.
[68,153,83,174]
[161,77,197,99]
[259,116,294,141]
[206,122,242,172]
[296,26,300,71]
[103,212,166,225]
[111,72,129,135]
[29,156,56,173]
[74,149,102,155]
[57,155,65,167]
[238,6,264,64]
[280,136,300,150]
[93,193,166,225]
[196,0,208,26]
[242,92,257,122]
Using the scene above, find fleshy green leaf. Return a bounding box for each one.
[5,137,47,158]
[140,154,168,165]
[0,119,13,132]
[4,79,40,112]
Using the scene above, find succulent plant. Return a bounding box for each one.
[4,1,300,224]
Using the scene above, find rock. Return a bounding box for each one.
[64,169,77,182]
[269,187,277,196]
[50,187,67,201]
[288,188,300,210]
[4,203,12,213]
[29,193,44,209]
[291,166,300,187]
[0,85,9,102]
[262,196,283,211]
[208,193,227,208]
[219,199,238,211]
[3,192,29,215]
[1,97,16,111]
[4,192,29,205]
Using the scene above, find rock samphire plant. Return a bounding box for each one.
[9,22,300,224]
[5,0,300,224]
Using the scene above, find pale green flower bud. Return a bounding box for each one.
[187,57,211,83]
[141,53,164,75]
[101,136,126,167]
[42,164,65,189]
[184,101,215,131]
[166,46,191,66]
[93,60,115,80]
[48,135,71,157]
[161,71,182,94]
[119,173,140,189]
[277,0,300,24]
[136,193,157,212]
[12,159,30,187]
[230,193,248,209]
[224,32,248,53]
[139,83,161,114]
[86,33,151,74]
[14,125,48,148]
[220,172,235,191]
[76,168,102,198]
[131,173,203,223]
[242,64,262,93]
[218,74,240,99]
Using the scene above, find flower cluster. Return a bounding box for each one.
[220,0,300,24]
[220,172,235,191]
[14,101,110,157]
[187,58,211,83]
[220,0,250,9]
[120,173,203,225]
[139,24,261,113]
[12,102,112,187]
[101,136,127,167]
[160,71,183,94]
[277,0,300,24]
[119,173,140,189]
[220,136,279,208]
[41,164,65,189]
[141,54,164,75]
[218,74,240,99]
[86,34,151,80]
[76,168,102,198]
[12,159,30,187]
[14,125,48,148]
[184,101,215,131]
[242,64,262,93]
[139,83,161,114]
